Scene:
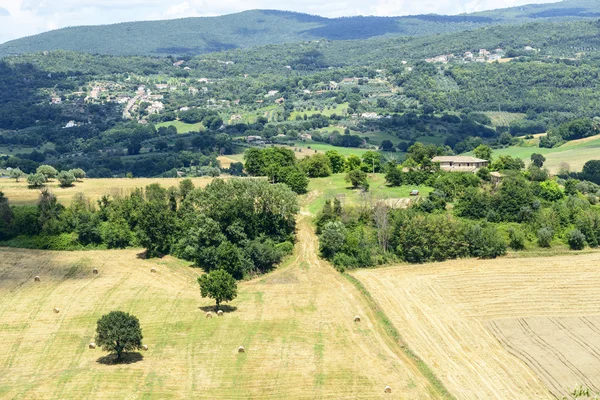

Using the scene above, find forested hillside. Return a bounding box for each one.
[1,0,600,58]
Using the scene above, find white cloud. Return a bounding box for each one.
[0,0,560,44]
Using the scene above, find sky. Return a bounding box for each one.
[0,0,559,44]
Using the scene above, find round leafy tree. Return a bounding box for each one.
[58,171,76,187]
[197,269,238,309]
[95,311,143,362]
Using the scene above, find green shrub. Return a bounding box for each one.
[465,224,507,259]
[508,227,526,250]
[275,241,294,255]
[567,229,586,250]
[332,253,358,272]
[537,227,554,248]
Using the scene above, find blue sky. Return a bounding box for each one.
[0,0,558,44]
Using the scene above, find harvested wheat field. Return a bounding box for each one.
[0,219,445,399]
[0,177,217,205]
[353,252,600,400]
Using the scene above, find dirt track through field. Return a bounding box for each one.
[353,253,600,399]
[0,217,445,399]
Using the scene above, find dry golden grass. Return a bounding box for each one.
[353,252,600,399]
[0,177,216,205]
[0,219,444,399]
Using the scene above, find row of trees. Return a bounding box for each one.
[318,154,600,268]
[0,179,298,279]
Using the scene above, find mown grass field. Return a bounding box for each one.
[0,178,215,206]
[0,215,448,399]
[353,252,600,399]
[156,120,205,133]
[484,111,526,127]
[491,134,600,173]
[307,174,432,214]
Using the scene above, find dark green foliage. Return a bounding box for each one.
[197,269,238,309]
[433,173,480,202]
[395,214,469,263]
[244,147,308,193]
[319,221,347,258]
[101,217,133,249]
[455,188,491,220]
[325,150,346,174]
[300,154,332,178]
[345,169,369,190]
[508,227,526,250]
[531,153,546,168]
[465,224,507,259]
[567,228,586,250]
[473,145,493,162]
[95,311,143,362]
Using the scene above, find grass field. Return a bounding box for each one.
[484,112,526,127]
[353,252,600,399]
[156,120,205,133]
[0,216,448,399]
[306,174,432,214]
[0,178,215,205]
[490,135,600,173]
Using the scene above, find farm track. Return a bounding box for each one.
[0,215,445,399]
[353,253,600,399]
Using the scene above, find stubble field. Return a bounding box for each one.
[353,253,600,399]
[0,218,447,399]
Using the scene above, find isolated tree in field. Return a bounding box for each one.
[69,168,86,181]
[58,171,76,187]
[36,165,58,180]
[9,168,26,182]
[95,311,143,363]
[27,173,46,188]
[530,153,546,168]
[197,269,238,309]
[345,169,369,190]
[473,144,493,162]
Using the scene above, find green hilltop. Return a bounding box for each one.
[1,1,600,58]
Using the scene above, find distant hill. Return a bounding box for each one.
[1,1,599,58]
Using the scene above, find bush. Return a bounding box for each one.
[27,173,46,188]
[537,227,554,248]
[332,253,358,272]
[345,169,369,190]
[319,221,347,258]
[58,171,76,187]
[567,229,586,250]
[465,224,507,259]
[508,227,526,250]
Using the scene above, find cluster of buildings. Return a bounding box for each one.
[426,48,505,64]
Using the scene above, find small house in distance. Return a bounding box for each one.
[431,156,489,172]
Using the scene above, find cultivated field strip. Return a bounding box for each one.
[353,253,600,400]
[0,220,443,399]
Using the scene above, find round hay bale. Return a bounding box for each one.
[217,310,224,316]
[150,268,157,273]
[354,316,361,322]
[92,268,98,275]
[34,276,41,282]
[384,386,392,394]
[238,346,245,353]
[89,343,96,349]
[206,312,213,318]
[142,345,148,351]
[53,308,60,313]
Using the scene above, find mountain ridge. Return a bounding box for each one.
[1,1,598,58]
